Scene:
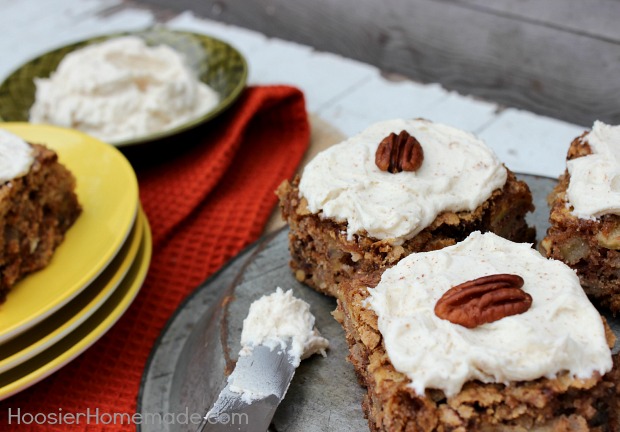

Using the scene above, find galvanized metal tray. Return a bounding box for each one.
[138,174,619,432]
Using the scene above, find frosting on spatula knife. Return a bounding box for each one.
[198,288,328,432]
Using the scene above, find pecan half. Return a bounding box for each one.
[375,130,424,173]
[434,274,532,328]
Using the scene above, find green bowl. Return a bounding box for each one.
[0,27,248,147]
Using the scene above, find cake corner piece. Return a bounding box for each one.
[541,121,620,313]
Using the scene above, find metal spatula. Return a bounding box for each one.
[197,340,297,432]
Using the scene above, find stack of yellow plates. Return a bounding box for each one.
[0,123,151,400]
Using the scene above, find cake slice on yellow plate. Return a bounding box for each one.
[0,129,81,301]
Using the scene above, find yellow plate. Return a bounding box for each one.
[0,211,151,400]
[0,210,143,373]
[0,123,138,342]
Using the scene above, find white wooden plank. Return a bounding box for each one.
[477,108,585,177]
[0,0,116,29]
[415,91,499,133]
[0,5,156,80]
[168,12,378,112]
[57,8,155,36]
[167,11,269,56]
[318,75,450,136]
[248,39,377,113]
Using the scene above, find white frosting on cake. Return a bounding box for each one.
[29,36,219,144]
[299,119,507,244]
[0,130,35,183]
[366,231,612,397]
[240,287,329,367]
[567,121,620,219]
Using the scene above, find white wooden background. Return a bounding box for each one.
[139,0,620,127]
[0,0,586,177]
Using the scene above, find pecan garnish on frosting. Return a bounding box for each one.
[375,130,424,173]
[434,274,532,328]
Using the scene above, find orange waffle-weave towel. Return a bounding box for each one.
[0,85,310,430]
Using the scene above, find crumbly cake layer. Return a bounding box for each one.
[278,169,535,298]
[333,278,620,432]
[0,143,81,301]
[541,134,620,313]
